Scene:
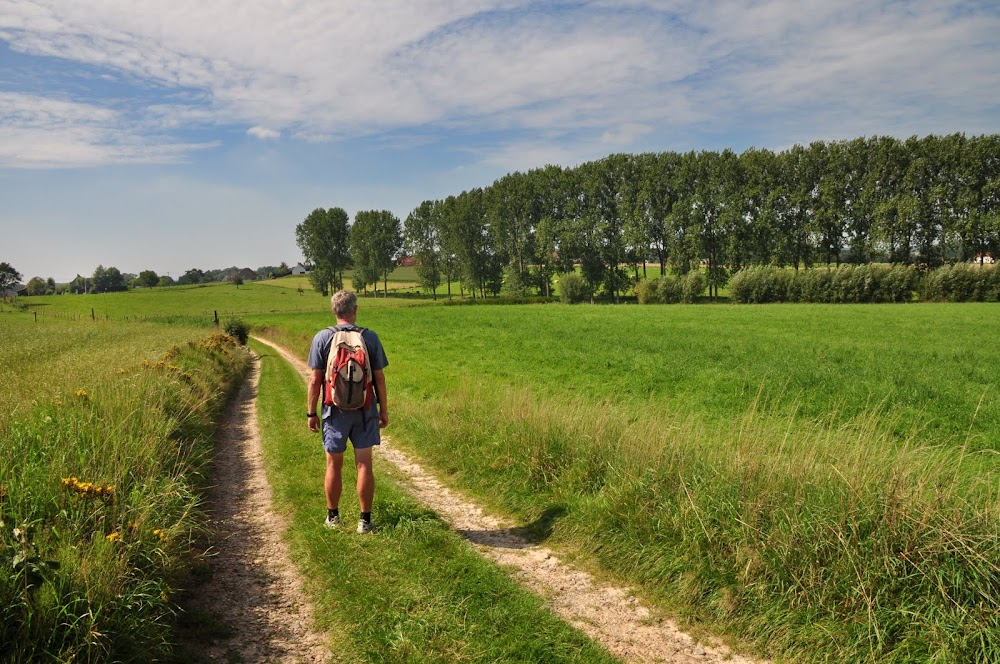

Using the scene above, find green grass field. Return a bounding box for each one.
[0,315,212,427]
[252,302,999,452]
[7,284,999,662]
[252,300,1000,663]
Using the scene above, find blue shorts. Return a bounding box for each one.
[322,407,380,454]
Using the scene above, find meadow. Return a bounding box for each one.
[253,301,1000,663]
[0,313,251,661]
[10,286,1000,662]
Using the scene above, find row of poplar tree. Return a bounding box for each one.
[297,133,1000,301]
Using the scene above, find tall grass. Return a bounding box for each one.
[0,332,250,661]
[0,316,213,428]
[395,383,1000,662]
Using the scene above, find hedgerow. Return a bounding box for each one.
[727,264,921,303]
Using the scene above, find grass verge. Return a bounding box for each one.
[250,339,616,663]
[0,332,251,662]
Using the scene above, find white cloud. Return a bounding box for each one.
[0,92,217,167]
[247,126,280,140]
[0,1,997,168]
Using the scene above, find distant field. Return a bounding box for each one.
[253,302,999,451]
[256,267,423,292]
[18,279,428,323]
[0,314,209,427]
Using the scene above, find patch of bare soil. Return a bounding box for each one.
[176,353,332,663]
[253,335,765,664]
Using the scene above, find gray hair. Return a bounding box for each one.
[330,290,358,318]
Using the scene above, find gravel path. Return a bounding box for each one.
[252,335,764,664]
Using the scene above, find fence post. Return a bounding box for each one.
[34,311,37,322]
[214,310,219,327]
[91,308,95,321]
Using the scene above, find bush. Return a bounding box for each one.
[657,275,683,303]
[223,318,250,345]
[635,278,660,304]
[681,271,707,303]
[557,272,588,304]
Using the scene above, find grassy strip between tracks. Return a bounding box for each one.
[0,329,251,662]
[250,339,616,663]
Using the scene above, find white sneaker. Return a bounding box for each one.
[324,514,341,529]
[357,519,373,534]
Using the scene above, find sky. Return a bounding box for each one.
[1,0,998,282]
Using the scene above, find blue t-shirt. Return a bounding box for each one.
[308,324,388,418]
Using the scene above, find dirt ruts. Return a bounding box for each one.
[177,354,332,662]
[251,335,764,664]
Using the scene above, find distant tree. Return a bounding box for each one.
[45,277,56,294]
[26,277,47,296]
[0,262,22,293]
[158,275,175,287]
[233,275,244,288]
[136,270,158,288]
[178,268,205,285]
[351,210,402,296]
[295,207,351,295]
[91,265,127,293]
[404,200,442,299]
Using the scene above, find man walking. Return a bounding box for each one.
[307,290,389,534]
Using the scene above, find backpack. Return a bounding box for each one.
[323,326,374,411]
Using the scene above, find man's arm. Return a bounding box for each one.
[373,368,389,428]
[307,369,324,432]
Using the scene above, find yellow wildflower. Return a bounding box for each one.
[106,532,121,543]
[75,389,89,400]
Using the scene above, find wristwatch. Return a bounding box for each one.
[307,412,317,418]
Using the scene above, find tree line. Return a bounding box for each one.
[387,133,998,302]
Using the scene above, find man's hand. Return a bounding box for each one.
[378,410,390,429]
[308,414,320,432]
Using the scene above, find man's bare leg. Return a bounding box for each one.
[325,451,344,510]
[354,447,375,512]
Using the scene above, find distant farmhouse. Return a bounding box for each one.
[397,256,415,268]
[1,282,26,297]
[973,253,995,264]
[292,262,309,275]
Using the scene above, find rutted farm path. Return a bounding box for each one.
[248,335,762,664]
[178,354,331,663]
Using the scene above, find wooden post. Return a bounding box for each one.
[91,308,95,321]
[214,310,219,326]
[34,311,37,322]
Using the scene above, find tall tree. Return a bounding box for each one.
[404,200,442,299]
[0,262,22,294]
[295,207,351,295]
[137,270,159,288]
[350,210,402,296]
[91,265,127,292]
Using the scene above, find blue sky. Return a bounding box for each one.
[2,0,998,282]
